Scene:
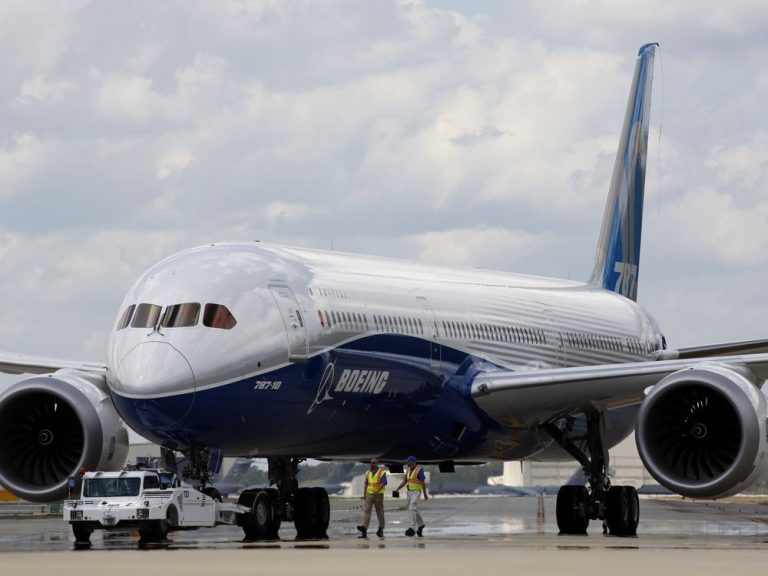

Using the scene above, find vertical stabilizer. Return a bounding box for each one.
[588,43,657,301]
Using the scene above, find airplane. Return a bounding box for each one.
[2,42,768,540]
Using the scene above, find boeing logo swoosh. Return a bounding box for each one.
[307,362,336,415]
[307,363,391,414]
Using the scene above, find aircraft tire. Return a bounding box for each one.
[556,485,589,535]
[311,487,330,538]
[241,490,275,540]
[264,488,282,539]
[294,487,320,538]
[237,490,256,539]
[606,486,639,536]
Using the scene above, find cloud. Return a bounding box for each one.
[266,202,313,224]
[17,75,76,104]
[0,228,183,361]
[0,0,767,366]
[666,186,768,267]
[706,131,768,189]
[0,133,45,200]
[409,227,542,267]
[157,149,193,180]
[96,73,156,122]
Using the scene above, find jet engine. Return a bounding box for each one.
[0,371,129,502]
[636,364,768,499]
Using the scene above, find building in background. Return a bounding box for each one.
[489,433,659,489]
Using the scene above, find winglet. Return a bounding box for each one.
[588,43,658,301]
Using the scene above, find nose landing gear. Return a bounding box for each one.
[175,448,331,541]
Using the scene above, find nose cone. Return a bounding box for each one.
[114,342,195,396]
[111,342,196,429]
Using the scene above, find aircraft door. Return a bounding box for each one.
[416,296,441,368]
[538,302,566,367]
[269,285,309,362]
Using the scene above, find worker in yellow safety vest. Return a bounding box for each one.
[395,455,428,537]
[357,458,387,538]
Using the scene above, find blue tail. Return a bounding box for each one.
[588,43,657,301]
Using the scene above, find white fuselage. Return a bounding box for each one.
[105,242,662,461]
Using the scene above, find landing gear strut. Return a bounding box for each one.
[544,411,639,537]
[238,457,329,541]
[180,446,217,490]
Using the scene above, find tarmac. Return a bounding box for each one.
[1,494,767,575]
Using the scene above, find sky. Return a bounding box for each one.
[2,0,768,389]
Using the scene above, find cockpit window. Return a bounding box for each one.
[131,303,162,328]
[117,305,135,330]
[203,304,237,330]
[161,303,200,328]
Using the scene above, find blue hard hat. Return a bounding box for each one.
[406,455,417,463]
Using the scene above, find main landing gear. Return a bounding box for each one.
[544,411,639,537]
[237,457,329,541]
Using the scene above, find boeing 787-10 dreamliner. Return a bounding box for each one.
[2,43,767,540]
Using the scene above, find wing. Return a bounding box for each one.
[0,351,106,375]
[673,339,768,359]
[470,351,768,428]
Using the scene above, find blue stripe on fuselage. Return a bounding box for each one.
[109,333,640,462]
[109,334,536,460]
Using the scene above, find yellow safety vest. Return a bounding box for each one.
[406,465,423,491]
[365,468,386,494]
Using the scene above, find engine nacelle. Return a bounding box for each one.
[0,370,129,502]
[636,364,768,499]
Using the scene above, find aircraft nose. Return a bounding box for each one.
[113,342,196,397]
[111,342,196,429]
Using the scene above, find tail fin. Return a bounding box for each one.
[588,43,657,301]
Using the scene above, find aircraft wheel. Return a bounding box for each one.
[294,487,320,538]
[241,490,275,540]
[627,486,640,534]
[556,485,589,535]
[311,487,330,538]
[606,486,639,536]
[264,488,282,539]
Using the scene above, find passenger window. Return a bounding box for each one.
[161,303,200,328]
[203,304,237,330]
[117,305,135,330]
[131,303,162,328]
